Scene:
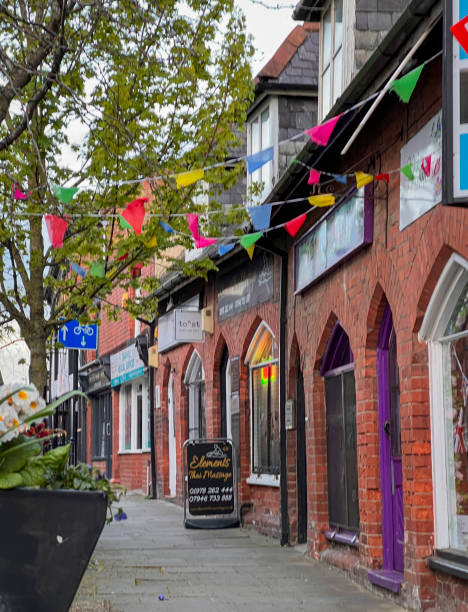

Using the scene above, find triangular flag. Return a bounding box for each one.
[308,194,335,207]
[130,263,143,278]
[390,64,425,103]
[118,253,129,261]
[44,214,68,249]
[306,114,343,146]
[90,262,106,278]
[240,232,262,250]
[70,262,87,277]
[421,155,431,177]
[246,244,255,260]
[284,213,306,238]
[246,147,274,174]
[308,169,321,185]
[52,184,78,204]
[376,173,390,183]
[332,173,347,184]
[176,169,204,189]
[159,220,174,233]
[450,15,468,57]
[12,186,28,200]
[145,236,157,248]
[218,243,235,256]
[194,236,217,248]
[355,171,373,189]
[186,213,200,240]
[121,197,147,235]
[119,215,133,230]
[247,204,272,231]
[401,163,414,180]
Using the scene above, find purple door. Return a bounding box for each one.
[378,306,404,573]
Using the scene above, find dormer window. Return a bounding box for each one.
[321,0,343,118]
[246,98,278,203]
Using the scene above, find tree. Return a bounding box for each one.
[0,0,253,392]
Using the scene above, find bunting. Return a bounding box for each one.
[332,174,347,184]
[159,220,175,233]
[12,186,28,200]
[120,197,147,235]
[247,204,272,231]
[390,64,425,103]
[176,169,204,189]
[308,169,321,185]
[52,184,78,204]
[246,244,256,260]
[355,172,373,189]
[284,214,306,238]
[306,114,343,146]
[218,243,235,257]
[246,147,274,174]
[187,213,200,240]
[240,232,262,251]
[90,262,106,278]
[44,215,68,249]
[376,173,390,183]
[450,15,468,56]
[308,194,335,207]
[70,262,87,277]
[194,236,217,248]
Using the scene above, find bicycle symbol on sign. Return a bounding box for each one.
[73,324,95,336]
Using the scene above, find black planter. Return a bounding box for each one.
[0,488,107,612]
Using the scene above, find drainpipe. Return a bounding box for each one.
[257,243,289,546]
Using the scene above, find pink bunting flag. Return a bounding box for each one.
[284,214,306,238]
[194,236,217,248]
[308,169,321,185]
[12,186,28,200]
[121,197,148,235]
[306,114,343,147]
[421,155,431,177]
[186,213,200,240]
[44,214,68,249]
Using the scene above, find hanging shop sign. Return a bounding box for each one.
[443,0,468,207]
[400,111,442,229]
[294,187,373,293]
[110,344,145,387]
[183,438,239,529]
[218,253,274,321]
[158,309,203,352]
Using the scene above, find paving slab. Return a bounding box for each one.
[71,494,403,612]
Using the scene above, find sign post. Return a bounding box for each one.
[183,438,239,529]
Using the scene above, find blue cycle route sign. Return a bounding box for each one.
[58,320,98,350]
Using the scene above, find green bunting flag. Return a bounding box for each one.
[90,262,106,278]
[52,184,79,204]
[239,232,262,251]
[390,64,425,103]
[401,163,415,181]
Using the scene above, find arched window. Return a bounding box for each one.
[184,351,205,440]
[420,254,468,553]
[245,323,279,479]
[322,323,359,533]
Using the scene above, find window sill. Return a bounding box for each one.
[368,569,403,593]
[325,528,359,548]
[118,449,151,455]
[427,549,468,581]
[246,474,280,487]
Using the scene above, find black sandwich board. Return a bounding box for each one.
[183,438,239,529]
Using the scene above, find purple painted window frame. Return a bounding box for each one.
[294,184,374,294]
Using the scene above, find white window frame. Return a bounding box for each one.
[246,97,279,204]
[319,0,355,120]
[419,253,468,549]
[184,350,206,440]
[245,321,280,487]
[118,375,150,453]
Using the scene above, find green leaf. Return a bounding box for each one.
[0,472,23,489]
[19,456,47,487]
[0,438,41,473]
[41,444,70,472]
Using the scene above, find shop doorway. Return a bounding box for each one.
[92,392,112,478]
[168,372,177,497]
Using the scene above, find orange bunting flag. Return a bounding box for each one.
[308,194,335,207]
[176,169,204,189]
[355,172,373,189]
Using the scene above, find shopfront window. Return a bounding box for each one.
[246,323,279,477]
[420,254,468,551]
[185,351,205,440]
[119,377,149,452]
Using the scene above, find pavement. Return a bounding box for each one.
[71,494,404,612]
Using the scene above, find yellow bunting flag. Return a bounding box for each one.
[246,244,255,260]
[308,194,335,207]
[145,236,157,248]
[176,169,204,189]
[355,171,373,189]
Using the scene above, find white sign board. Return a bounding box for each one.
[400,111,442,230]
[174,309,203,343]
[110,344,145,387]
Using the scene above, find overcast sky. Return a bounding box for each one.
[235,0,297,76]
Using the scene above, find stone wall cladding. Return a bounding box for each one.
[278,96,317,178]
[284,56,468,610]
[277,30,319,87]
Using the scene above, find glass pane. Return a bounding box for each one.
[333,49,343,103]
[325,375,347,527]
[261,107,271,149]
[334,0,343,51]
[252,366,273,473]
[343,371,359,530]
[249,326,274,366]
[136,384,142,450]
[388,328,401,457]
[450,336,468,551]
[251,117,260,154]
[124,385,132,450]
[322,67,331,118]
[446,281,468,336]
[461,72,468,125]
[269,365,280,473]
[323,8,332,68]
